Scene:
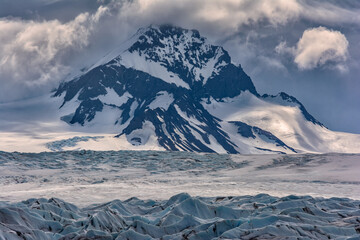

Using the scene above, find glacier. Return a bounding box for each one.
[1,194,360,239]
[0,151,359,239]
[1,151,360,204]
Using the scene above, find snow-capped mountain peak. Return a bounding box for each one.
[123,25,229,85]
[51,25,360,154]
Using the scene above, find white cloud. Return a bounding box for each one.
[191,0,301,27]
[0,6,110,101]
[120,0,302,36]
[120,0,360,36]
[0,0,307,102]
[275,41,294,55]
[276,27,349,71]
[294,27,349,70]
[0,0,358,102]
[300,1,360,25]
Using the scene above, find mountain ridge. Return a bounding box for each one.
[51,24,359,154]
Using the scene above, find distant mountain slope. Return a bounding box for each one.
[52,25,360,154]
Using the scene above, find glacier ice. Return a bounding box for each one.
[0,193,359,239]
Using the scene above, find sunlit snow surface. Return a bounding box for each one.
[0,151,360,239]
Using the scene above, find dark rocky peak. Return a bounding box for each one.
[122,24,258,98]
[129,24,218,63]
[125,25,230,83]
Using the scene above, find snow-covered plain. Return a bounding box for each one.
[0,151,359,239]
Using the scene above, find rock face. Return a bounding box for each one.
[54,25,330,154]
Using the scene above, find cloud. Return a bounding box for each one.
[275,41,293,55]
[117,0,302,37]
[300,0,360,25]
[117,0,360,37]
[276,27,349,71]
[295,27,349,70]
[0,0,307,102]
[0,0,359,102]
[0,5,110,101]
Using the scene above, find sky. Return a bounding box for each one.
[0,0,359,133]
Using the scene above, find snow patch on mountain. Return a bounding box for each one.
[174,104,206,127]
[148,91,174,111]
[97,88,132,107]
[193,47,227,84]
[126,120,159,146]
[115,51,190,89]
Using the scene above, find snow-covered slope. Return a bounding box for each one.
[1,24,358,153]
[203,91,360,153]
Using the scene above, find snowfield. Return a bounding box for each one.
[0,151,359,239]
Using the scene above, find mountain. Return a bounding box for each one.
[52,25,360,154]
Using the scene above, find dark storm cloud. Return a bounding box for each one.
[0,0,359,133]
